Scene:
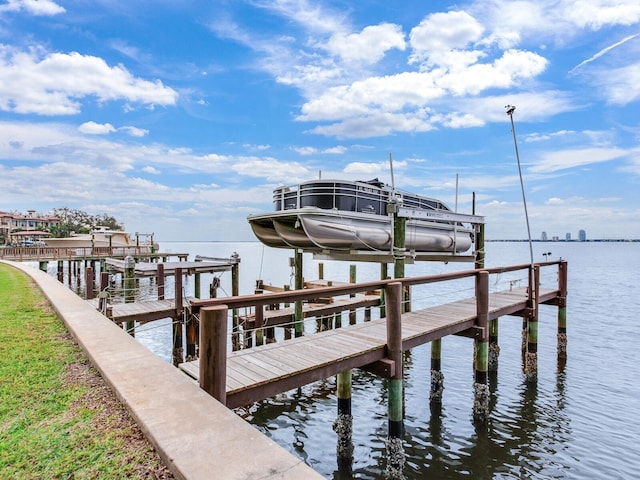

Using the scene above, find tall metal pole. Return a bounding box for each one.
[506,105,534,267]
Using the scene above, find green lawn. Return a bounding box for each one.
[0,263,172,479]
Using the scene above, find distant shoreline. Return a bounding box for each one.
[486,239,639,242]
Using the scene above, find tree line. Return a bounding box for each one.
[48,208,123,237]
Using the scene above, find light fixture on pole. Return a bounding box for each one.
[505,105,534,268]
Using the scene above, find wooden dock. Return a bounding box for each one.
[0,245,188,262]
[98,299,177,324]
[181,261,566,409]
[104,258,236,277]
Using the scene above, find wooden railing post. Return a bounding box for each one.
[254,289,264,346]
[199,305,228,405]
[384,281,404,477]
[157,263,165,300]
[473,270,489,424]
[349,264,357,325]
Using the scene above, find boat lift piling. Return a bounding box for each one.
[557,261,568,366]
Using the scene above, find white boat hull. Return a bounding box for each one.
[248,208,473,253]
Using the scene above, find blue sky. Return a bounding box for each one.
[1,0,639,241]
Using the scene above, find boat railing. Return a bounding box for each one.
[273,180,455,218]
[274,181,390,215]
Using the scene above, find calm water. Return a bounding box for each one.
[58,241,640,478]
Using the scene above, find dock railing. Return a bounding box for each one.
[191,260,567,405]
[0,245,157,261]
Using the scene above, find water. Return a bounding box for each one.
[50,241,640,478]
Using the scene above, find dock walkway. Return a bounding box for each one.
[181,286,559,408]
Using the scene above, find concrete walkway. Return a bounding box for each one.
[2,260,323,480]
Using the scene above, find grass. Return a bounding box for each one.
[0,263,173,479]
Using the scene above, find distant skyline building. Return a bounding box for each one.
[566,232,571,241]
[541,231,548,241]
[579,229,586,241]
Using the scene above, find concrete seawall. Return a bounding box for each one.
[2,260,323,480]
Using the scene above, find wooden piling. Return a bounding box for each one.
[430,338,444,403]
[173,267,184,364]
[392,204,409,314]
[334,370,354,463]
[488,318,500,372]
[294,249,304,337]
[186,316,198,361]
[124,256,135,337]
[157,263,165,300]
[84,266,94,300]
[385,281,404,477]
[186,266,198,360]
[524,265,540,382]
[557,261,568,360]
[474,222,485,270]
[473,270,489,424]
[194,272,201,299]
[98,271,109,314]
[380,263,388,318]
[210,277,219,298]
[57,260,63,282]
[199,305,228,405]
[349,264,357,325]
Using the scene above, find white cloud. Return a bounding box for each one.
[292,145,347,155]
[325,23,406,65]
[473,0,640,48]
[142,166,160,174]
[561,0,640,29]
[119,126,149,137]
[323,145,347,154]
[344,160,407,175]
[524,130,576,142]
[0,46,178,115]
[592,63,640,105]
[0,0,65,16]
[78,121,116,135]
[242,143,271,151]
[231,157,310,182]
[409,10,485,66]
[531,147,628,172]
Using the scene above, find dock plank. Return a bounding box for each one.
[180,286,560,408]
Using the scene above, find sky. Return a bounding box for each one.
[1,0,639,242]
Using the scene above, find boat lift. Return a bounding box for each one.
[312,208,485,265]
